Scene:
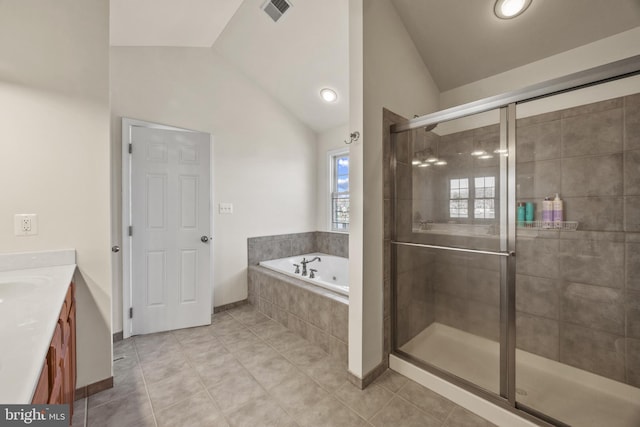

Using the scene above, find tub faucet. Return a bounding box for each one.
[293,264,300,274]
[300,256,321,276]
[309,269,317,279]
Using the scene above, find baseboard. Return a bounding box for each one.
[347,358,389,390]
[75,376,113,401]
[213,299,248,313]
[112,331,123,342]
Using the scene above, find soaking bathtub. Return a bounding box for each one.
[259,252,348,296]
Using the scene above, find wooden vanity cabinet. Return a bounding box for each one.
[32,360,49,404]
[31,282,76,421]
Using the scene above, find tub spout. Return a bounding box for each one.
[300,256,321,276]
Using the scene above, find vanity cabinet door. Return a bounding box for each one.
[31,281,76,414]
[47,323,63,405]
[31,360,49,404]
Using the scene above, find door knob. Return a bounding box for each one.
[201,236,209,243]
[111,245,120,253]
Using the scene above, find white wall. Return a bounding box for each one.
[110,47,318,332]
[348,0,440,378]
[316,124,351,231]
[440,27,640,108]
[0,1,112,388]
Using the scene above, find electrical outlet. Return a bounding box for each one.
[218,203,233,214]
[14,214,38,236]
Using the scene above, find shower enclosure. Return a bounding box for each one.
[389,57,640,427]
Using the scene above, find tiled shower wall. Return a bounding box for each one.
[247,231,348,267]
[389,94,640,388]
[515,95,640,386]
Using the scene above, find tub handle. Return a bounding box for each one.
[293,264,300,274]
[310,269,317,279]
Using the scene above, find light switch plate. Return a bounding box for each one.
[219,203,233,214]
[14,214,38,236]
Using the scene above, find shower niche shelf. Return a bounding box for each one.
[517,221,578,231]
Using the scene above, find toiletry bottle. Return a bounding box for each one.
[517,203,525,226]
[553,193,563,228]
[525,202,534,223]
[542,197,553,228]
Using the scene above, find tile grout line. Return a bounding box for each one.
[249,313,372,423]
[232,315,317,424]
[133,337,159,427]
[388,380,452,426]
[187,313,278,425]
[439,406,456,427]
[233,314,351,426]
[363,383,398,423]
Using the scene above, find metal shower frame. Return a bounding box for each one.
[388,54,640,426]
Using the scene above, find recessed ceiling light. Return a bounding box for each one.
[479,154,494,160]
[494,0,532,19]
[320,88,338,103]
[471,150,487,156]
[417,163,430,168]
[412,159,422,165]
[426,156,439,163]
[435,160,447,166]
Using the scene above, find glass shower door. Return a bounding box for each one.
[513,79,640,427]
[392,107,511,396]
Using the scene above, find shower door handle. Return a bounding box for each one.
[391,241,512,257]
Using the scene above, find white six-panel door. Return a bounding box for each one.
[130,125,211,335]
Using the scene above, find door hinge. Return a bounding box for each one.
[128,143,132,154]
[128,226,133,236]
[129,307,133,319]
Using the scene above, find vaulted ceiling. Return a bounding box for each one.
[110,0,640,132]
[390,0,640,91]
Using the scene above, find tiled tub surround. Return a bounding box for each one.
[248,266,349,367]
[391,94,640,390]
[77,304,496,427]
[247,231,348,268]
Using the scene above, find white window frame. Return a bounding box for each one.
[328,147,349,232]
[473,176,496,219]
[449,178,469,218]
[449,176,496,220]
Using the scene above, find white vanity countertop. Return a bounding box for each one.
[0,250,76,404]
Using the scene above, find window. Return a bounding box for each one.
[330,151,349,231]
[449,176,495,219]
[474,176,495,219]
[449,178,469,218]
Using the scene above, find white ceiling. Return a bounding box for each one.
[212,0,349,133]
[110,0,640,132]
[391,0,640,91]
[110,0,244,47]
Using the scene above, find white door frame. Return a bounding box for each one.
[121,118,214,339]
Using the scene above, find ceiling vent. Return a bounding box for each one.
[262,0,292,22]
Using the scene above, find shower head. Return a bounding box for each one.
[412,115,438,132]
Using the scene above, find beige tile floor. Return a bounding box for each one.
[73,304,496,427]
